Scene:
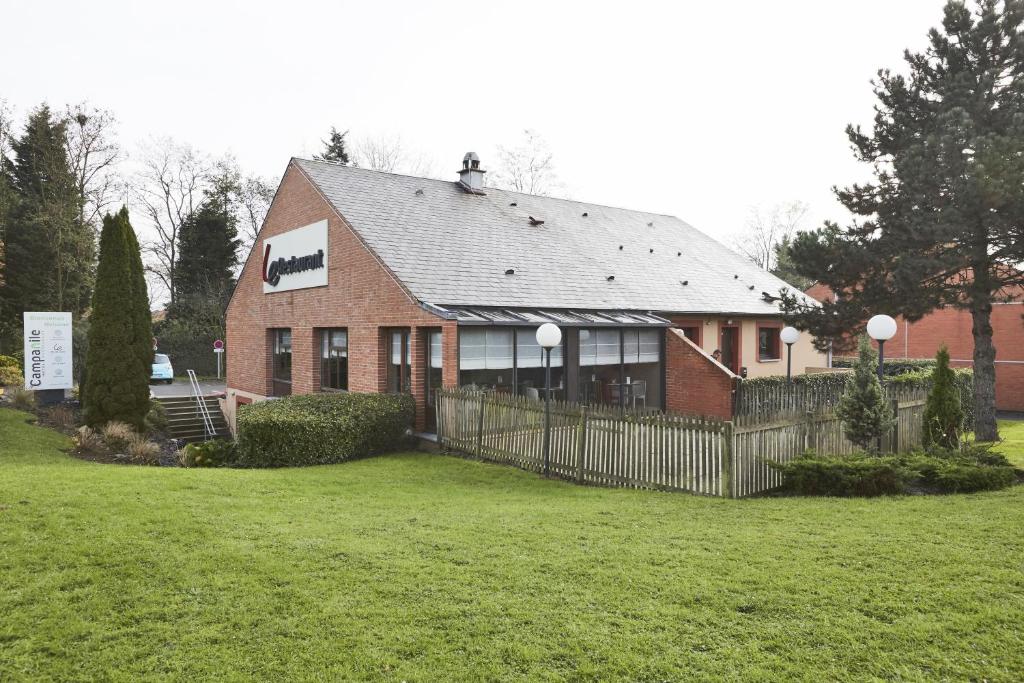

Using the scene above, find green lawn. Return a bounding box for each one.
[1,409,1023,681]
[994,419,1024,468]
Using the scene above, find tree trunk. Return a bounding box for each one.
[970,302,999,442]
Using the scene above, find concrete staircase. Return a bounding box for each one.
[155,394,231,443]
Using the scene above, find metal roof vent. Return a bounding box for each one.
[458,151,486,192]
[606,275,615,282]
[505,268,515,276]
[529,216,545,226]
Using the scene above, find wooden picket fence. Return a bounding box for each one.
[436,388,928,498]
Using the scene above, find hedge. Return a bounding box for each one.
[832,357,937,376]
[772,445,1017,497]
[236,392,416,467]
[889,368,974,430]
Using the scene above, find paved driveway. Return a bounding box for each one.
[150,379,226,398]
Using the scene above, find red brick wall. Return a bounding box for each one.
[805,284,1024,411]
[225,161,458,431]
[665,328,737,419]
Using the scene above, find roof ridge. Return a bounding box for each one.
[293,157,681,219]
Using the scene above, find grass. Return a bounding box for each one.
[1,408,1022,681]
[994,419,1024,468]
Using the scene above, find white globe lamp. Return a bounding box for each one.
[866,314,898,384]
[779,326,800,382]
[535,322,562,477]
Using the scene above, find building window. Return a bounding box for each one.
[679,326,700,344]
[578,328,663,409]
[320,328,348,391]
[387,329,411,393]
[458,327,565,399]
[271,328,292,396]
[758,325,782,361]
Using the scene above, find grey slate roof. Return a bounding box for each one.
[294,158,815,315]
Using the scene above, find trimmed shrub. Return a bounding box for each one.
[832,357,937,376]
[922,347,963,449]
[180,439,237,468]
[236,392,415,467]
[772,453,904,496]
[773,446,1017,497]
[889,367,973,430]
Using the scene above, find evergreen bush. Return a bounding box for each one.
[922,346,964,449]
[835,336,894,451]
[236,392,415,467]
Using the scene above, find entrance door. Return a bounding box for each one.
[720,326,740,374]
[425,330,442,431]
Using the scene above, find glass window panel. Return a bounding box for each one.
[430,332,442,369]
[484,328,513,369]
[579,328,597,366]
[623,329,639,364]
[391,331,402,364]
[639,329,660,362]
[517,328,542,368]
[596,329,621,365]
[459,329,486,370]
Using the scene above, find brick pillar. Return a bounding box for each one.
[410,327,427,432]
[291,327,316,395]
[441,322,459,388]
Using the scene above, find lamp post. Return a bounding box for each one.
[536,323,562,477]
[866,314,898,452]
[780,326,800,383]
[866,314,898,384]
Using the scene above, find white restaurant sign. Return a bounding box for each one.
[23,312,73,390]
[261,220,329,293]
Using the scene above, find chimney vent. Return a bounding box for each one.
[458,151,486,192]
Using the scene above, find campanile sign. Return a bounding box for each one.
[23,312,73,390]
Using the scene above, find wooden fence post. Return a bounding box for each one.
[721,422,734,498]
[576,407,588,483]
[805,410,815,453]
[890,397,900,453]
[476,392,486,457]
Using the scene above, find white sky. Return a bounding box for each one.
[2,0,943,244]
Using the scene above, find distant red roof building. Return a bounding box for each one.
[805,283,1024,412]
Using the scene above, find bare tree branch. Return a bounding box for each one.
[63,104,123,233]
[489,129,561,196]
[732,201,809,271]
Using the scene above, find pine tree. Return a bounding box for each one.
[84,211,149,430]
[779,1,1024,442]
[1,105,93,337]
[923,346,964,449]
[313,127,350,164]
[836,336,894,452]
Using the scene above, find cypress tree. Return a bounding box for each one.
[923,346,964,450]
[313,127,350,164]
[84,211,149,430]
[836,336,894,452]
[121,207,153,413]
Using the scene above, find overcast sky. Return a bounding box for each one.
[2,0,945,244]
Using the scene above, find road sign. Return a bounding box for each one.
[213,339,224,350]
[23,312,73,391]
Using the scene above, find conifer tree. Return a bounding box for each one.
[923,346,964,449]
[1,105,93,337]
[313,127,350,164]
[780,1,1024,442]
[836,336,894,452]
[84,211,149,430]
[121,207,153,404]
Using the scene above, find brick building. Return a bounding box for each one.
[224,153,825,430]
[806,283,1024,412]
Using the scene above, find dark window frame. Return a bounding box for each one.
[319,328,349,392]
[757,322,783,362]
[271,328,292,396]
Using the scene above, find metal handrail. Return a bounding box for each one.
[187,369,216,440]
